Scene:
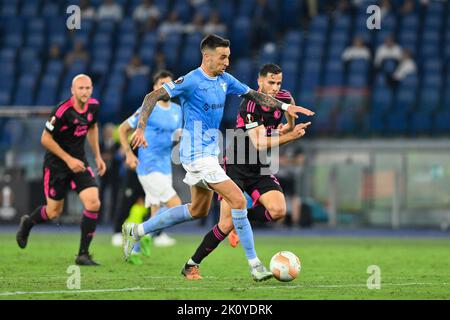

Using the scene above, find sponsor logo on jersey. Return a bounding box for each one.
[74,125,89,137]
[203,103,224,111]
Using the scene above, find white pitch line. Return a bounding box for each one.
[0,282,448,297]
[0,286,299,297]
[0,275,220,281]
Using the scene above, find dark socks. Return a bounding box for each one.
[188,224,227,266]
[79,210,99,255]
[247,205,273,223]
[26,206,49,229]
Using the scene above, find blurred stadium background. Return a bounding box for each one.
[0,0,450,232]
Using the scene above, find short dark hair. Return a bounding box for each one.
[152,70,173,84]
[200,34,230,51]
[259,64,282,77]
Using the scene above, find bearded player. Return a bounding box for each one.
[181,64,311,279]
[123,35,314,281]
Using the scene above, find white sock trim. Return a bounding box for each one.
[184,204,194,220]
[188,258,199,266]
[137,224,145,237]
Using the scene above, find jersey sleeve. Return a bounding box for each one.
[239,98,264,131]
[127,107,141,129]
[224,73,250,96]
[44,107,66,136]
[176,106,183,129]
[276,90,293,104]
[162,73,195,98]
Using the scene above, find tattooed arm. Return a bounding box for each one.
[130,87,170,149]
[136,87,170,130]
[242,89,314,119]
[242,89,283,109]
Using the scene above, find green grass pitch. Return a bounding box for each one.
[0,232,449,300]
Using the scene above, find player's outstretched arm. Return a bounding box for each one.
[248,122,311,151]
[118,120,139,170]
[131,87,170,149]
[118,120,132,153]
[242,89,315,119]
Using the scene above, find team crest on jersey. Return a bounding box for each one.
[246,114,254,123]
[220,82,227,92]
[274,109,282,119]
[87,113,93,122]
[174,77,184,84]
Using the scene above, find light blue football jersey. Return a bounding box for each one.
[162,67,250,164]
[127,102,182,175]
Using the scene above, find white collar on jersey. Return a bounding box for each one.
[198,67,218,80]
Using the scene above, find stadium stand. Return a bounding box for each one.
[0,0,448,137]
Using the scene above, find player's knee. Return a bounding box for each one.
[228,193,247,210]
[190,210,209,218]
[267,204,286,220]
[46,206,63,219]
[188,205,209,219]
[84,198,101,212]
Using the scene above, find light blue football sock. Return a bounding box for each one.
[151,206,170,237]
[132,240,141,254]
[155,206,169,216]
[142,204,193,234]
[231,208,257,260]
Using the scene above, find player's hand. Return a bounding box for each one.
[288,122,311,140]
[277,123,293,136]
[286,105,315,119]
[125,151,139,170]
[95,156,107,177]
[66,157,86,173]
[130,128,148,150]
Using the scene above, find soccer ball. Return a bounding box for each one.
[270,251,301,282]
